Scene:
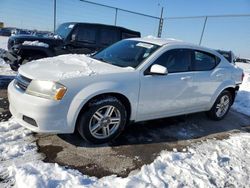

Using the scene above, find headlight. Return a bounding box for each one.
[26,80,67,100]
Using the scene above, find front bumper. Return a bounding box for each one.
[8,80,74,133]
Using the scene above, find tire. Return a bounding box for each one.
[10,64,19,71]
[77,96,127,144]
[206,90,232,121]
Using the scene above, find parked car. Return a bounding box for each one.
[11,29,33,36]
[0,27,14,36]
[1,22,141,71]
[8,38,244,144]
[235,57,250,64]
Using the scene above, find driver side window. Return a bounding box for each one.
[153,49,191,73]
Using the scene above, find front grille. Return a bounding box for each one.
[14,74,32,91]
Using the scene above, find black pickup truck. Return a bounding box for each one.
[0,22,140,71]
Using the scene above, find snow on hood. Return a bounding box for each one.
[18,54,134,81]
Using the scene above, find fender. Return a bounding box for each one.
[208,79,236,110]
[66,81,139,131]
[18,45,54,57]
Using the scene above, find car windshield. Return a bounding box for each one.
[93,40,160,68]
[55,23,75,39]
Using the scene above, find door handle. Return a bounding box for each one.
[181,76,191,80]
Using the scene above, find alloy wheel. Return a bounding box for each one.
[89,105,121,139]
[215,95,230,118]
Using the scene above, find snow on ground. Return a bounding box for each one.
[0,36,8,50]
[2,122,250,188]
[0,119,43,187]
[232,62,250,116]
[0,36,16,76]
[0,62,249,188]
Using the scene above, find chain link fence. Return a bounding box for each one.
[0,0,249,57]
[163,15,250,57]
[0,0,161,36]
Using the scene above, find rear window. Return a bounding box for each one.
[217,50,232,63]
[192,51,217,71]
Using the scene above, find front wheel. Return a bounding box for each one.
[77,96,127,144]
[206,90,232,120]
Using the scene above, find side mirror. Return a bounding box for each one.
[150,64,168,75]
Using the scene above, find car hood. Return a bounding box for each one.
[18,54,134,81]
[9,35,63,47]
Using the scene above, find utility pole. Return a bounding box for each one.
[114,8,118,26]
[199,16,207,45]
[157,7,164,38]
[53,0,57,33]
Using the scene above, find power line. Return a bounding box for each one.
[79,0,161,20]
[165,14,250,20]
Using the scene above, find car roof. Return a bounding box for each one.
[129,37,185,46]
[128,37,219,54]
[129,37,203,47]
[61,22,140,34]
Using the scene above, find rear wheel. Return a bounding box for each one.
[77,96,127,144]
[206,90,232,120]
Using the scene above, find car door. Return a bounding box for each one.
[190,50,225,109]
[69,25,98,54]
[137,48,196,121]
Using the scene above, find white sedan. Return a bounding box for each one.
[8,38,244,144]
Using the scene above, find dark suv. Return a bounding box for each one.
[1,22,141,70]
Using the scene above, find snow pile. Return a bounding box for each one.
[0,36,8,50]
[232,63,250,116]
[0,119,42,188]
[0,119,36,160]
[0,36,16,76]
[21,54,131,80]
[0,36,9,66]
[0,65,16,76]
[9,162,97,188]
[23,41,49,48]
[7,133,250,188]
[23,54,97,80]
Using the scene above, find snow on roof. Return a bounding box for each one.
[128,36,197,47]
